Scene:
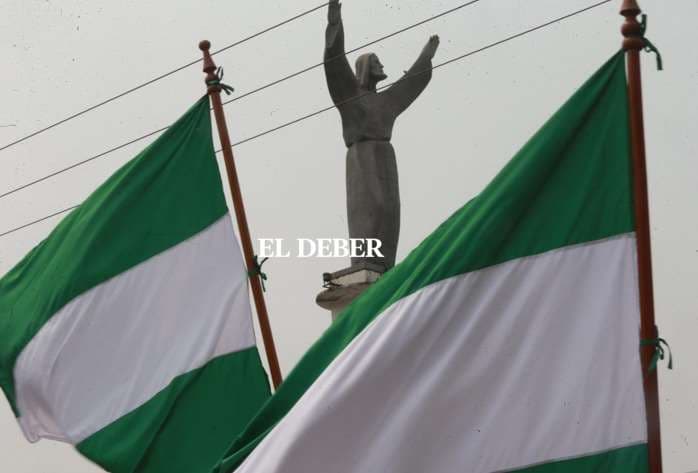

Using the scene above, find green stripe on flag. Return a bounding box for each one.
[0,97,226,415]
[509,443,648,473]
[77,347,269,473]
[216,51,633,472]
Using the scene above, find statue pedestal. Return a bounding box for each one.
[316,263,384,321]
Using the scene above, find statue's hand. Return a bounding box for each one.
[328,0,342,25]
[422,35,440,59]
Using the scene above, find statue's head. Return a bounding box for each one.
[355,53,387,90]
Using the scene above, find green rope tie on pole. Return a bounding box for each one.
[206,66,236,95]
[640,14,663,71]
[248,255,269,291]
[640,337,673,372]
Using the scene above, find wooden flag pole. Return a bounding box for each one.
[199,40,283,389]
[620,2,662,472]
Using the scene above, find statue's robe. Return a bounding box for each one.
[324,20,433,270]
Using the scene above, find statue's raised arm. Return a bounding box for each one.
[324,0,358,104]
[383,35,440,116]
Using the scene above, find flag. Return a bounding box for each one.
[0,98,270,473]
[217,52,649,473]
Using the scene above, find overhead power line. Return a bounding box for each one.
[0,0,613,239]
[224,0,614,147]
[0,127,168,199]
[0,205,78,238]
[223,0,484,106]
[0,2,329,154]
[0,0,484,201]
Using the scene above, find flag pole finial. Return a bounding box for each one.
[620,0,640,15]
[199,40,214,71]
[199,40,221,94]
[620,0,645,51]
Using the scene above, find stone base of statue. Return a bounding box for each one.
[316,262,385,321]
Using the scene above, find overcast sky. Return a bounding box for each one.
[1,0,696,472]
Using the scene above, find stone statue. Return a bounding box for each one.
[324,0,439,271]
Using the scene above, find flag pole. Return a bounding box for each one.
[620,2,662,472]
[199,40,283,390]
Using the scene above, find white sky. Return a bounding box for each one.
[1,0,696,471]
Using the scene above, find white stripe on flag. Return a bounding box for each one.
[236,234,646,473]
[14,215,255,444]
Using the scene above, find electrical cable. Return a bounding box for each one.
[222,0,484,106]
[0,126,168,199]
[0,205,78,238]
[224,0,613,148]
[0,0,614,238]
[0,0,484,200]
[0,2,329,153]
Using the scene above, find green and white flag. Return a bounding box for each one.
[0,98,270,473]
[217,52,649,473]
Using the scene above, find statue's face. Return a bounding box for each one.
[369,54,388,82]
